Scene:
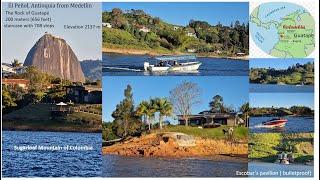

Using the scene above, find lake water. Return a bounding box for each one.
[248,162,313,177]
[102,53,248,76]
[249,116,314,133]
[2,131,101,177]
[250,83,314,93]
[102,155,248,177]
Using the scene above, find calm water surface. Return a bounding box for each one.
[2,131,101,177]
[250,83,314,93]
[249,116,314,133]
[102,155,248,177]
[249,162,313,177]
[102,53,248,76]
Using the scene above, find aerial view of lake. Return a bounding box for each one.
[249,116,314,133]
[2,131,101,177]
[250,84,314,93]
[102,53,249,76]
[102,155,248,177]
[249,162,313,177]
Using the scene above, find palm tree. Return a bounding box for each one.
[240,102,250,127]
[11,59,22,67]
[136,100,156,131]
[153,98,173,130]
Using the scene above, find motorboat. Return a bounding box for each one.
[144,55,201,72]
[262,117,288,128]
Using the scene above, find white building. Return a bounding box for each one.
[102,22,112,28]
[173,26,180,30]
[186,32,197,38]
[139,26,150,33]
[1,64,15,77]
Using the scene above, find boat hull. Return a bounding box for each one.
[146,62,201,72]
[262,119,288,128]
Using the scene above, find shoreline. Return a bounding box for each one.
[102,133,248,158]
[250,83,314,86]
[249,159,314,166]
[102,47,249,60]
[104,153,248,163]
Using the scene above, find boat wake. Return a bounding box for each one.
[103,66,143,72]
[250,124,285,129]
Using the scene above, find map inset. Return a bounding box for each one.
[250,2,315,58]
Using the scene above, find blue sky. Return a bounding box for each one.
[103,76,248,122]
[250,58,314,69]
[250,93,314,109]
[102,2,249,26]
[2,2,101,63]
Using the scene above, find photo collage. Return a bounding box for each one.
[1,0,317,178]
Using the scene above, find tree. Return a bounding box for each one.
[169,81,201,126]
[136,100,156,131]
[240,102,250,127]
[209,95,224,113]
[2,86,17,108]
[111,8,122,16]
[153,98,173,129]
[112,85,141,137]
[11,59,22,67]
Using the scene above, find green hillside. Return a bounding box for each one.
[102,8,249,56]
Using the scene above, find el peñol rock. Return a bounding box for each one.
[24,33,85,82]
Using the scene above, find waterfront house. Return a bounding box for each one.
[65,85,102,104]
[2,78,29,90]
[1,63,16,77]
[177,112,238,126]
[236,52,246,56]
[102,22,112,28]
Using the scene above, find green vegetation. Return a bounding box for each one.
[250,62,314,85]
[102,8,249,56]
[155,125,248,140]
[249,133,314,163]
[103,85,173,140]
[102,82,249,141]
[250,106,314,117]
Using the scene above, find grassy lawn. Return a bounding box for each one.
[152,125,248,140]
[249,133,314,163]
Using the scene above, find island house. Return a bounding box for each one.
[177,112,238,126]
[102,22,112,28]
[65,85,102,104]
[2,78,29,90]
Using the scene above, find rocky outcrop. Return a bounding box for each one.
[24,33,85,82]
[102,132,248,157]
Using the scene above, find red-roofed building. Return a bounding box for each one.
[2,78,29,90]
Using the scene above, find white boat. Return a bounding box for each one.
[144,55,201,72]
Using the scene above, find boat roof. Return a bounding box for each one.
[154,55,196,61]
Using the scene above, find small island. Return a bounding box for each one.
[250,60,314,85]
[102,80,249,158]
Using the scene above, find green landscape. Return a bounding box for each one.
[102,83,249,142]
[250,62,314,85]
[249,133,314,163]
[250,106,314,117]
[102,8,249,57]
[2,62,102,132]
